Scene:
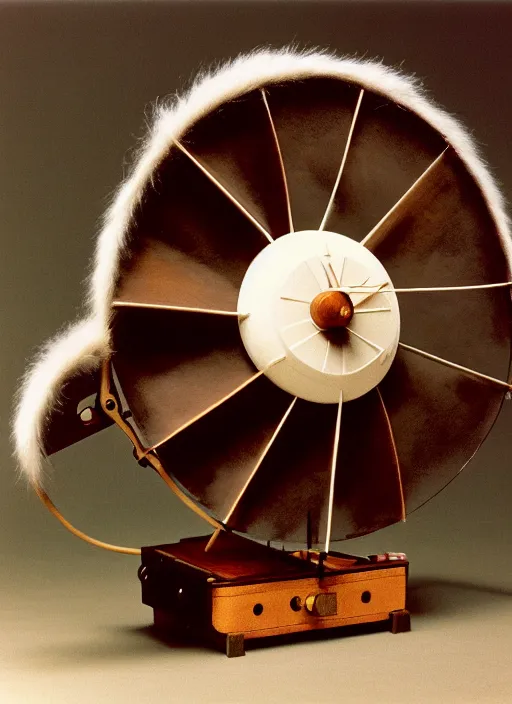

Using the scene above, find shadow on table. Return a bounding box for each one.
[23,577,512,668]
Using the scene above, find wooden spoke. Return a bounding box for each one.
[325,391,343,554]
[147,371,265,452]
[328,261,340,288]
[282,317,313,332]
[147,356,286,453]
[261,89,294,233]
[354,307,391,314]
[321,340,331,373]
[376,387,406,521]
[320,260,338,289]
[173,139,273,244]
[341,282,388,307]
[360,147,449,249]
[346,326,384,353]
[204,397,298,553]
[345,281,512,295]
[398,342,512,390]
[224,397,298,525]
[280,296,311,304]
[112,300,243,317]
[289,329,321,351]
[319,89,364,232]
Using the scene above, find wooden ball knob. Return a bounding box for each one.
[310,291,354,330]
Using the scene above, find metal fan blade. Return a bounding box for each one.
[111,307,256,448]
[327,388,406,541]
[378,346,508,513]
[154,375,294,520]
[113,148,266,310]
[179,88,292,240]
[369,147,511,380]
[113,237,241,313]
[230,399,339,544]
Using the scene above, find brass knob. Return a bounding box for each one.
[305,592,338,617]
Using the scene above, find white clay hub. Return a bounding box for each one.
[238,230,400,403]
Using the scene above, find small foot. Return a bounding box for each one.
[389,609,411,633]
[390,608,411,634]
[226,633,245,658]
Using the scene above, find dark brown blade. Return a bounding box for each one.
[370,147,511,381]
[113,237,241,312]
[326,90,447,240]
[230,399,338,544]
[111,306,256,449]
[328,389,405,541]
[154,375,293,521]
[379,346,508,513]
[179,88,291,240]
[263,78,361,233]
[230,391,406,544]
[113,147,265,311]
[265,77,446,236]
[42,367,113,456]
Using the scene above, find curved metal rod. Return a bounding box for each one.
[34,484,141,555]
[100,361,225,531]
[376,387,406,521]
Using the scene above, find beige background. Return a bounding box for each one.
[1,1,511,702]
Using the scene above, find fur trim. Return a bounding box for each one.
[13,47,512,485]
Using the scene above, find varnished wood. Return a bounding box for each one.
[140,534,408,655]
[310,290,354,330]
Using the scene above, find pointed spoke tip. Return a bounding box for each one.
[319,88,364,232]
[222,396,298,526]
[173,138,274,244]
[360,146,450,249]
[260,88,294,234]
[398,341,512,391]
[325,390,343,555]
[204,526,223,552]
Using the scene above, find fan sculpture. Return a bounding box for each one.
[13,50,512,657]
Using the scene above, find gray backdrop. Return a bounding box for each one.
[1,2,511,702]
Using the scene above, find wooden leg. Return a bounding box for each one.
[226,633,245,658]
[390,608,411,634]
